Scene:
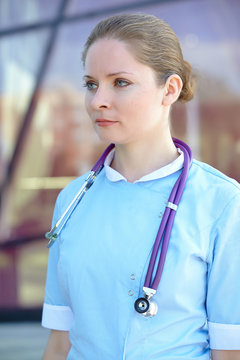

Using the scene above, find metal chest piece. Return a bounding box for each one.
[134,287,158,318]
[134,297,150,314]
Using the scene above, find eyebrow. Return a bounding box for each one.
[83,71,134,79]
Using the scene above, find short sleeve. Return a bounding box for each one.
[207,193,240,350]
[41,193,73,331]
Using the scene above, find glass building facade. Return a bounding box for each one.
[0,0,239,314]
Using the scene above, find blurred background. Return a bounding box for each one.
[0,0,239,358]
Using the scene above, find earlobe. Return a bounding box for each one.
[162,74,183,106]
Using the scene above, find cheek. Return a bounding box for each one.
[84,95,92,115]
[84,91,92,112]
[84,93,88,108]
[125,93,152,116]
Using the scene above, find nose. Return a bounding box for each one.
[89,86,111,110]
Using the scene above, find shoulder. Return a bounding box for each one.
[190,159,239,199]
[192,159,239,187]
[184,159,240,225]
[57,171,92,208]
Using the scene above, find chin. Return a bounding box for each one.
[95,130,120,144]
[94,127,134,145]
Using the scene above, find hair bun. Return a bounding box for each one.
[178,60,195,102]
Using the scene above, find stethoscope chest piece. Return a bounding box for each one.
[134,297,158,318]
[144,300,158,318]
[134,297,150,314]
[134,287,158,317]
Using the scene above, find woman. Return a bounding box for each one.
[42,14,240,360]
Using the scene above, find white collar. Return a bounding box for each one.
[104,148,184,183]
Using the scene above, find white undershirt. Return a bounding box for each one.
[104,148,184,183]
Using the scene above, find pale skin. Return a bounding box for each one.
[84,38,180,183]
[42,330,71,359]
[42,38,240,359]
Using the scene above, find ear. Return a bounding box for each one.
[162,74,183,106]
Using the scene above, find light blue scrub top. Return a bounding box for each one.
[42,156,240,360]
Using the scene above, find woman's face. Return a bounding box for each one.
[84,38,168,145]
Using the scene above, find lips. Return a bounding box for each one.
[95,118,118,127]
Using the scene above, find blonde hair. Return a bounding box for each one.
[82,13,195,102]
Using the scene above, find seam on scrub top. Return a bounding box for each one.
[192,160,240,191]
[205,193,240,264]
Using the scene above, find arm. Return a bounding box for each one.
[207,194,240,356]
[211,350,240,360]
[42,330,71,360]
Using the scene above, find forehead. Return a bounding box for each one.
[85,38,147,75]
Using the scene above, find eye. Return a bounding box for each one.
[115,79,130,87]
[83,81,98,90]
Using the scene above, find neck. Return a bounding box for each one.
[111,131,179,183]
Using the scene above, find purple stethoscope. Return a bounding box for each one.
[46,138,192,317]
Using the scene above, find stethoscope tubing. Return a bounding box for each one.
[144,139,192,290]
[91,143,115,173]
[46,143,114,246]
[45,138,192,303]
